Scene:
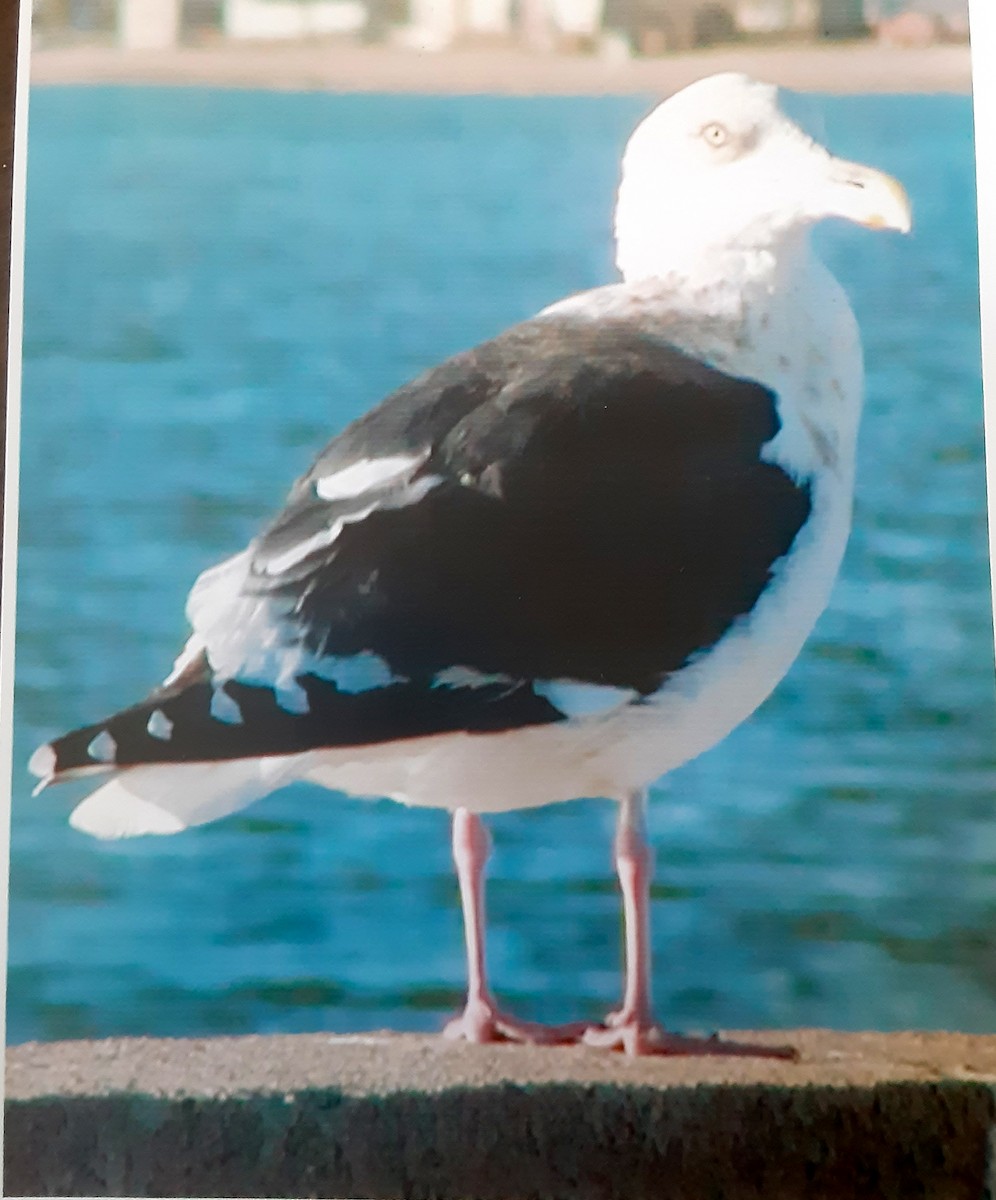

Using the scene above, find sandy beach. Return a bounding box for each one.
[29,38,973,95]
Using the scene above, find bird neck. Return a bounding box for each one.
[614,228,812,318]
[604,235,865,483]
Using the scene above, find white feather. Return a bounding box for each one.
[87,730,117,763]
[433,666,516,689]
[162,633,205,688]
[319,651,400,692]
[275,682,310,714]
[70,784,187,838]
[260,504,377,577]
[533,680,636,718]
[262,475,443,578]
[315,454,425,501]
[210,688,244,725]
[68,757,303,840]
[146,709,173,740]
[183,477,442,701]
[28,742,57,780]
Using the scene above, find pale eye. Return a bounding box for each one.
[701,122,729,149]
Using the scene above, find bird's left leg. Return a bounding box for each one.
[583,790,796,1059]
[443,807,589,1045]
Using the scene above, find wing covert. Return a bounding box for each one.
[211,316,813,705]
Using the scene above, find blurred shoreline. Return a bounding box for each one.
[29,39,973,95]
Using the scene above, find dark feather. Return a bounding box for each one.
[40,312,812,777]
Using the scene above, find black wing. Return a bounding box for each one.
[41,314,812,776]
[249,316,811,692]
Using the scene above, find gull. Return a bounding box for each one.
[31,74,910,1055]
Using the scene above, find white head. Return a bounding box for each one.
[615,73,911,282]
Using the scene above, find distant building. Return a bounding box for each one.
[33,0,115,36]
[402,0,609,50]
[818,0,865,35]
[403,0,513,50]
[224,0,366,38]
[597,0,682,52]
[876,8,935,42]
[734,0,817,35]
[35,0,966,50]
[603,0,870,51]
[867,0,969,41]
[866,0,966,14]
[119,0,180,46]
[33,0,196,42]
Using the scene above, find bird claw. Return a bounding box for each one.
[583,1017,798,1059]
[443,997,591,1046]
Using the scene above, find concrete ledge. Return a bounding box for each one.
[5,1030,996,1198]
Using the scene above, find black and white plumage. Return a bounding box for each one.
[31,74,910,1052]
[44,324,811,797]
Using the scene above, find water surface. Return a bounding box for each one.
[9,88,994,1043]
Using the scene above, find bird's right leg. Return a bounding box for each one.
[583,790,796,1059]
[443,807,588,1045]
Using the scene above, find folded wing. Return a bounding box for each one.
[33,314,812,796]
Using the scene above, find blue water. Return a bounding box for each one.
[8,88,994,1045]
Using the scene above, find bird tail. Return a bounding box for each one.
[28,676,309,840]
[63,759,299,840]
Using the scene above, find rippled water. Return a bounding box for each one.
[8,88,994,1044]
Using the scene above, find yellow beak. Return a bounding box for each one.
[821,157,913,234]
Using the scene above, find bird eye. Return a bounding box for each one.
[701,122,729,148]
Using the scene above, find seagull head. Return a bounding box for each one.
[614,73,912,283]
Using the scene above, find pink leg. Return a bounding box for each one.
[584,792,797,1060]
[443,808,589,1045]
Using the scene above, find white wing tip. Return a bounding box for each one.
[28,742,56,780]
[69,779,188,840]
[533,679,635,719]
